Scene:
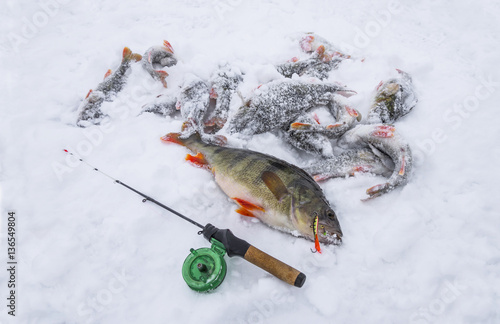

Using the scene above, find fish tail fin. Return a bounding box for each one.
[122,47,142,63]
[160,132,185,146]
[132,53,143,62]
[160,131,203,147]
[122,47,133,61]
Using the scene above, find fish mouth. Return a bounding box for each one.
[318,230,343,245]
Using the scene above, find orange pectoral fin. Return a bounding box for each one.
[315,45,325,55]
[326,123,342,129]
[399,155,406,176]
[211,135,227,146]
[232,198,265,213]
[290,122,313,130]
[300,35,315,52]
[104,69,112,79]
[185,153,210,169]
[345,106,359,118]
[209,88,218,99]
[157,70,169,77]
[235,207,256,217]
[351,165,372,175]
[371,125,396,138]
[313,174,332,182]
[312,113,320,124]
[163,40,174,53]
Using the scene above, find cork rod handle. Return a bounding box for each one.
[202,224,306,288]
[244,245,306,287]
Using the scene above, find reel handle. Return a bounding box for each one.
[203,223,306,288]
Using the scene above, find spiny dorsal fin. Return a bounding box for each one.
[261,171,289,202]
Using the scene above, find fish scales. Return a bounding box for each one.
[162,132,343,245]
[227,79,349,135]
[201,144,295,228]
[211,146,317,229]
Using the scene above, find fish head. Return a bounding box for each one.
[294,197,343,245]
[260,170,343,245]
[315,205,343,244]
[380,82,400,97]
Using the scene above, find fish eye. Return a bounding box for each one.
[327,212,336,219]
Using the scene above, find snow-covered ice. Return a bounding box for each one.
[1,0,499,323]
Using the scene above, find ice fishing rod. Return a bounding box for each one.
[64,149,306,291]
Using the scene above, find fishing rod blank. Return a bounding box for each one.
[64,149,204,229]
[64,149,306,291]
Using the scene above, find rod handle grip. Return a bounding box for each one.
[244,245,306,287]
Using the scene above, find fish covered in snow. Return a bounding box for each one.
[276,33,351,80]
[226,78,355,135]
[276,56,339,80]
[77,47,142,126]
[367,69,418,124]
[285,96,362,138]
[204,64,243,132]
[280,113,335,157]
[304,148,392,181]
[142,40,177,88]
[77,89,106,126]
[276,96,361,157]
[176,75,210,134]
[141,94,178,116]
[161,132,343,250]
[298,33,351,60]
[308,124,413,199]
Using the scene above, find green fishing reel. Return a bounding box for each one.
[181,239,227,292]
[181,224,306,292]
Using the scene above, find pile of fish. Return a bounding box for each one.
[74,33,418,252]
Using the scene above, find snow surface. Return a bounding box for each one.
[1,0,500,323]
